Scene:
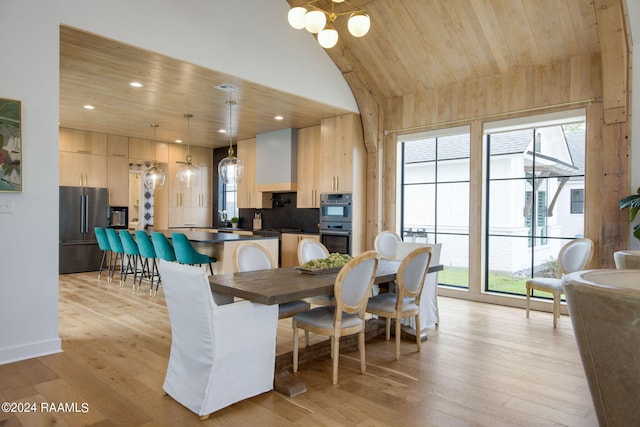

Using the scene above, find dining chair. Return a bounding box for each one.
[374,230,402,259]
[297,238,334,306]
[234,242,311,321]
[135,230,160,296]
[526,238,594,327]
[105,228,125,285]
[119,230,142,289]
[366,246,432,360]
[171,232,216,275]
[292,250,379,384]
[94,227,112,281]
[157,260,278,420]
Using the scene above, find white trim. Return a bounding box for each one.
[398,125,470,141]
[0,338,62,365]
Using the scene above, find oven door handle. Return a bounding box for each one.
[320,230,352,236]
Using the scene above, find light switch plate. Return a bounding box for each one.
[0,200,14,213]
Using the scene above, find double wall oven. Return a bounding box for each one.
[319,193,353,255]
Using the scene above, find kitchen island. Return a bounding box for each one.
[155,230,278,274]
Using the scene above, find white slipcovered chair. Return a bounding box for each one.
[158,260,278,420]
[366,246,432,360]
[293,251,379,384]
[525,238,594,327]
[374,230,402,259]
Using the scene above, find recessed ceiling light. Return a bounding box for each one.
[175,139,183,144]
[83,105,95,110]
[274,115,284,121]
[129,81,143,88]
[218,129,227,133]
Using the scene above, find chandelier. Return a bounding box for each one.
[144,124,166,190]
[217,98,244,185]
[287,0,370,49]
[176,113,199,188]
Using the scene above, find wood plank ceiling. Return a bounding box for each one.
[290,0,600,100]
[60,1,601,149]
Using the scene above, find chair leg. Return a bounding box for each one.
[332,336,340,385]
[292,320,299,372]
[98,250,107,280]
[395,316,402,360]
[385,317,391,341]
[359,329,366,374]
[208,262,214,275]
[415,313,422,353]
[553,291,560,328]
[304,330,309,347]
[526,284,531,318]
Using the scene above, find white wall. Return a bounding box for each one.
[0,0,357,364]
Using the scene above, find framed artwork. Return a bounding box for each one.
[0,98,21,192]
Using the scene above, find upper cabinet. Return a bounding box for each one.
[296,125,322,208]
[59,128,108,188]
[106,134,129,206]
[320,114,363,193]
[237,138,270,209]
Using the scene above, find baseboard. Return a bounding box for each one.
[0,338,62,365]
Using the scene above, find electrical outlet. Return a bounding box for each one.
[0,200,13,213]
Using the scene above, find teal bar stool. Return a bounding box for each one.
[105,228,125,284]
[172,232,216,275]
[135,230,160,296]
[119,230,142,290]
[94,227,112,281]
[151,232,176,296]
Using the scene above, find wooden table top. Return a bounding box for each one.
[208,260,443,305]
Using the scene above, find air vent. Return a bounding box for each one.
[214,83,238,92]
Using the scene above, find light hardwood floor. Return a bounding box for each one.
[0,273,597,426]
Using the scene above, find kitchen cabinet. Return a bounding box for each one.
[237,138,270,209]
[107,134,129,206]
[167,144,213,227]
[59,128,108,187]
[296,125,322,208]
[320,114,363,193]
[281,233,320,268]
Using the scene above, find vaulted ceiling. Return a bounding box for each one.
[60,1,604,149]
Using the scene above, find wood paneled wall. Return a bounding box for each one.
[362,52,630,304]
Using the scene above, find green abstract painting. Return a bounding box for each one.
[0,98,21,192]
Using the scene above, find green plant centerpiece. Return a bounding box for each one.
[301,253,352,270]
[230,216,239,228]
[620,187,640,241]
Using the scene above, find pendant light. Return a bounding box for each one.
[144,124,166,190]
[176,113,199,188]
[218,98,244,185]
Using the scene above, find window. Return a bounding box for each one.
[570,189,584,214]
[398,127,470,288]
[220,181,238,220]
[485,110,586,296]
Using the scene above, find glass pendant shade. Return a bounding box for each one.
[288,7,307,29]
[144,161,166,190]
[318,27,339,48]
[177,154,199,188]
[348,12,370,37]
[304,10,326,33]
[218,149,244,185]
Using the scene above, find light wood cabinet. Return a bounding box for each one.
[128,138,156,162]
[107,134,129,206]
[237,138,270,209]
[320,114,361,193]
[59,128,108,187]
[296,125,322,208]
[167,144,213,227]
[281,233,320,268]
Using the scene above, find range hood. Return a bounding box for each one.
[255,128,297,192]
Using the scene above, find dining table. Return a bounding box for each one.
[208,259,443,397]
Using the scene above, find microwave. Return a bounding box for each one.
[320,193,352,223]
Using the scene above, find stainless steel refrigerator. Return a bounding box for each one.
[59,186,109,274]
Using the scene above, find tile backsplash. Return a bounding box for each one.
[237,192,319,232]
